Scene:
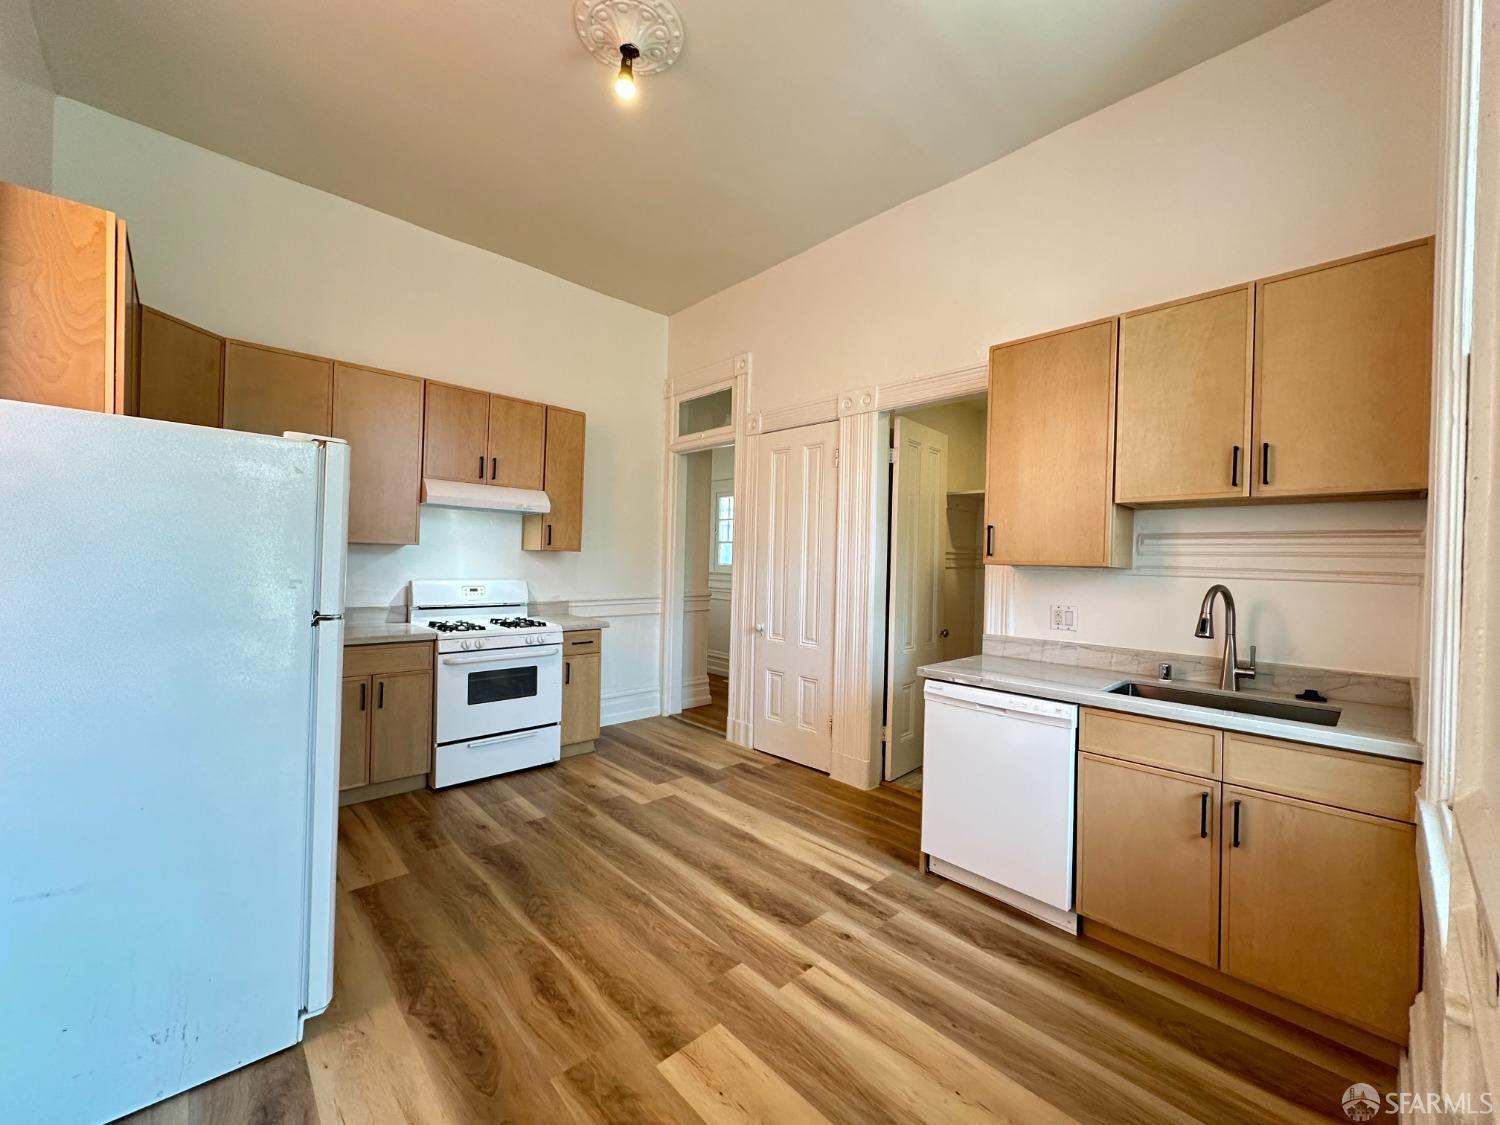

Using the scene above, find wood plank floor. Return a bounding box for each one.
[675,673,728,736]
[123,715,1396,1124]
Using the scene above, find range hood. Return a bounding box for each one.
[420,478,551,514]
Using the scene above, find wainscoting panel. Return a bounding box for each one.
[568,595,664,726]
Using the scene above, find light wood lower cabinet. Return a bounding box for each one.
[562,646,601,746]
[339,678,371,789]
[1077,754,1220,966]
[333,363,424,545]
[1076,706,1422,1044]
[1220,787,1420,1040]
[341,643,434,791]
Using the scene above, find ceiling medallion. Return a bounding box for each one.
[573,0,685,78]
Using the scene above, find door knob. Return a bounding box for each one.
[939,628,950,638]
[754,623,765,635]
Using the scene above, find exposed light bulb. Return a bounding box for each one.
[615,43,640,101]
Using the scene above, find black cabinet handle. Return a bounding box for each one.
[490,457,497,480]
[1261,443,1271,486]
[564,660,571,686]
[546,524,553,547]
[1231,445,1241,487]
[985,524,995,557]
[478,455,485,480]
[359,682,366,711]
[1231,799,1243,847]
[1199,792,1210,839]
[377,681,385,709]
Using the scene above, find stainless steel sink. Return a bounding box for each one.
[1104,680,1341,727]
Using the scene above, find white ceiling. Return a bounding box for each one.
[31,1,1328,313]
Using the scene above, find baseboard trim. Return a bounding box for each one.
[682,674,711,708]
[602,686,661,726]
[706,650,730,677]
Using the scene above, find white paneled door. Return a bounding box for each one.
[885,417,948,780]
[752,421,839,772]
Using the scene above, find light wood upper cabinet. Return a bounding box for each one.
[488,394,547,489]
[525,406,586,552]
[1077,754,1221,967]
[1115,287,1253,504]
[139,308,224,427]
[0,180,127,413]
[1253,240,1433,498]
[562,649,602,746]
[985,319,1131,567]
[222,341,332,436]
[423,381,490,484]
[1220,787,1420,1040]
[333,363,424,545]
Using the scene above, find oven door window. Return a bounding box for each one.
[467,665,538,705]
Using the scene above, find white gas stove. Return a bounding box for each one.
[408,579,563,788]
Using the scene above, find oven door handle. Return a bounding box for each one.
[466,730,542,749]
[441,645,561,666]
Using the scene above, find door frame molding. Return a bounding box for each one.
[825,363,1000,789]
[659,354,755,746]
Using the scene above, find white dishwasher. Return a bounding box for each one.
[920,679,1080,933]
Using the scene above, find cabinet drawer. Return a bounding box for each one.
[344,641,434,678]
[1080,708,1220,778]
[1223,733,1418,822]
[563,629,601,655]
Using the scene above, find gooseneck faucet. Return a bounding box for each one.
[1195,584,1257,692]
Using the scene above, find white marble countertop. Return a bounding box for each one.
[344,621,438,646]
[535,611,609,632]
[919,654,1421,763]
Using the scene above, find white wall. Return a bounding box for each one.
[0,0,53,190]
[51,99,669,723]
[669,0,1440,678]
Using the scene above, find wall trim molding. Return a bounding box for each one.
[753,396,839,435]
[601,686,662,726]
[682,591,712,613]
[681,673,711,708]
[706,650,729,677]
[1131,528,1426,586]
[873,361,988,414]
[568,595,664,617]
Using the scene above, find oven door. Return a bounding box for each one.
[436,644,562,744]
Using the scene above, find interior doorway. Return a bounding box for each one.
[882,396,988,791]
[672,445,736,737]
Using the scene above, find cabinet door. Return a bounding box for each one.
[1221,788,1419,1039]
[139,308,224,427]
[488,394,546,489]
[1115,287,1252,504]
[423,381,490,484]
[526,406,586,552]
[0,181,112,412]
[369,672,433,783]
[562,653,602,745]
[985,320,1130,567]
[333,364,424,545]
[1253,241,1432,497]
[222,341,332,436]
[1077,754,1220,966]
[340,677,370,790]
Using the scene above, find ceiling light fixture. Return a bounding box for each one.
[615,44,640,100]
[574,0,684,103]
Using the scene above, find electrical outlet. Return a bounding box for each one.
[1049,605,1078,632]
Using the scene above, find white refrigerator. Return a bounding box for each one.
[0,400,348,1123]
